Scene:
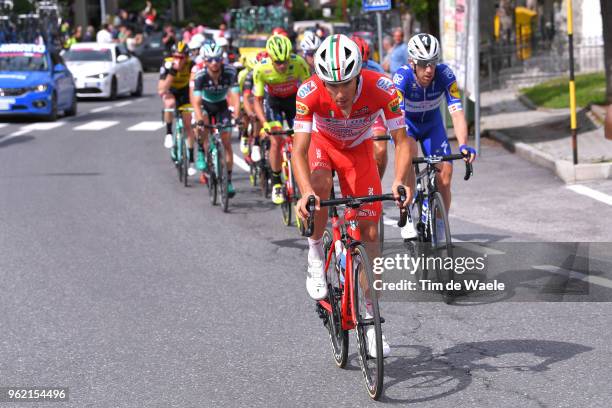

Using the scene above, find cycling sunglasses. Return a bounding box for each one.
[273,60,289,66]
[415,59,438,68]
[206,57,223,63]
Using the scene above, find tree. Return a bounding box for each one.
[602,0,612,104]
[401,0,439,37]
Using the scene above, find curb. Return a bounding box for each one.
[485,130,612,183]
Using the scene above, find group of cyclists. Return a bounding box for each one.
[157,27,477,358]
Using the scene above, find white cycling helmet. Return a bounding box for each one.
[200,41,223,59]
[188,34,205,51]
[300,30,321,53]
[216,37,228,48]
[314,34,362,83]
[407,33,440,62]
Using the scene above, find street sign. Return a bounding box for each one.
[362,0,391,12]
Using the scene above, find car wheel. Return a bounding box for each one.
[131,72,143,97]
[45,92,58,121]
[109,76,118,100]
[65,91,77,116]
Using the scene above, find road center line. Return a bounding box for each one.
[74,120,118,130]
[566,185,612,206]
[533,264,612,290]
[114,101,132,107]
[90,106,112,113]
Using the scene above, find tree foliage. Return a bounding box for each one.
[401,0,439,37]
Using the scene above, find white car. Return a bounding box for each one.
[63,42,143,99]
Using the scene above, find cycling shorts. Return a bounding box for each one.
[202,100,232,130]
[169,87,190,108]
[264,95,296,129]
[406,113,452,157]
[308,133,382,222]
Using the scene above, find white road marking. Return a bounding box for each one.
[0,123,8,129]
[74,120,118,131]
[90,106,111,113]
[114,101,132,107]
[127,121,165,131]
[233,154,250,172]
[383,216,398,226]
[566,184,612,206]
[2,122,65,141]
[533,264,612,290]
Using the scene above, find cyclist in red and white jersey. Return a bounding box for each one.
[293,34,416,358]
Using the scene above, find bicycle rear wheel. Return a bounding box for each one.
[430,191,455,303]
[352,244,384,400]
[218,142,229,213]
[322,230,348,368]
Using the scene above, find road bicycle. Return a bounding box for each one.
[163,105,193,187]
[407,152,473,303]
[302,187,408,400]
[201,119,234,213]
[275,128,300,228]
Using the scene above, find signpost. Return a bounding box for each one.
[362,0,391,65]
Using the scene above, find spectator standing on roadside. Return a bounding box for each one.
[382,28,408,76]
[65,25,82,48]
[381,35,392,68]
[142,1,157,34]
[162,24,175,54]
[125,28,143,52]
[83,25,95,42]
[96,23,113,43]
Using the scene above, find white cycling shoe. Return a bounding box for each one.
[251,145,262,162]
[400,221,417,240]
[365,326,391,358]
[306,259,328,300]
[187,164,197,177]
[164,133,173,149]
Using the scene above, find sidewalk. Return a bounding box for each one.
[481,89,612,183]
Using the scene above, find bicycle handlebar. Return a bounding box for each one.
[372,135,391,141]
[266,129,294,136]
[302,186,408,237]
[412,153,473,181]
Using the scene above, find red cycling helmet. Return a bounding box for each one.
[256,51,269,62]
[272,27,288,37]
[351,35,370,62]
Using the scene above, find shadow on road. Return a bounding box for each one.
[379,339,592,404]
[0,135,35,148]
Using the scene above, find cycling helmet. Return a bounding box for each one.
[216,37,228,48]
[188,34,205,51]
[351,35,370,61]
[171,41,188,56]
[200,41,223,59]
[407,33,440,62]
[300,30,321,53]
[272,27,288,37]
[266,34,292,63]
[314,34,362,83]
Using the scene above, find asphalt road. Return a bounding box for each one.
[1,73,612,407]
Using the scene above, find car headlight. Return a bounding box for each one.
[28,84,48,92]
[86,73,109,79]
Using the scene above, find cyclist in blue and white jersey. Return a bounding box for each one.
[393,34,476,234]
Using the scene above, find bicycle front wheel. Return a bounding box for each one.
[352,244,384,400]
[322,230,348,368]
[217,142,229,213]
[430,191,455,303]
[181,137,189,187]
[207,148,218,206]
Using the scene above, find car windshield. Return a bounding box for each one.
[239,38,267,48]
[0,52,48,71]
[63,49,113,62]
